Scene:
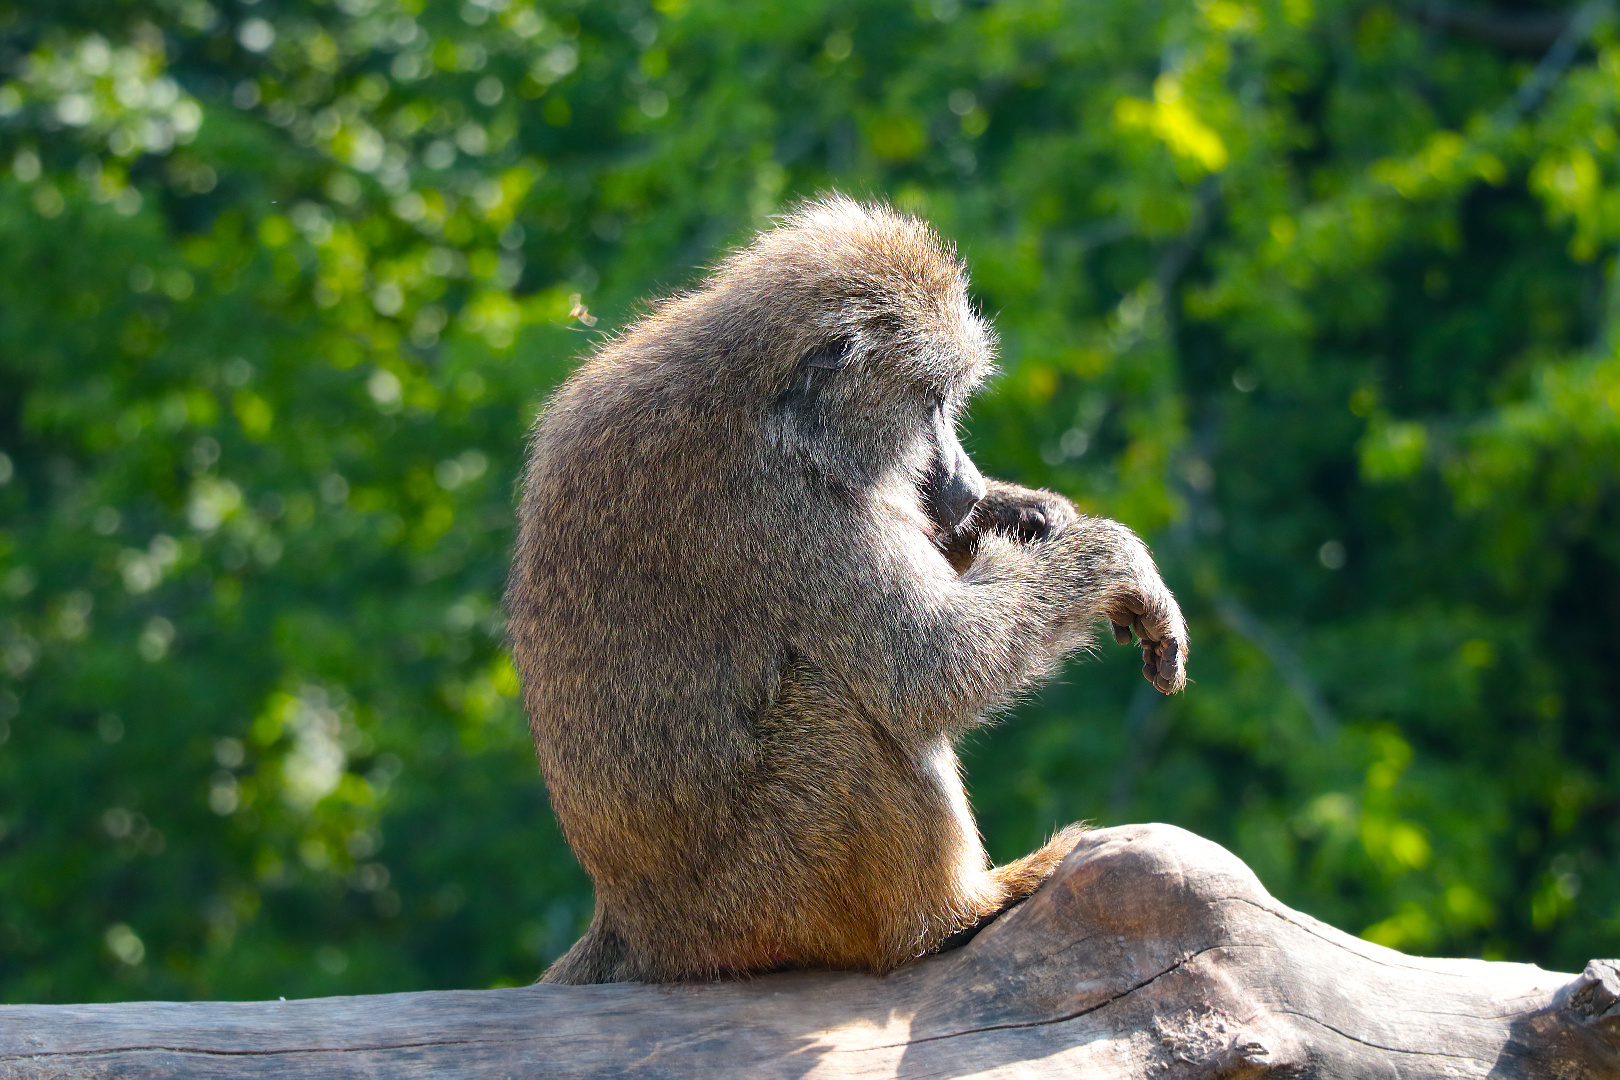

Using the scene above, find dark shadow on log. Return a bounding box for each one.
[1,824,1615,1078]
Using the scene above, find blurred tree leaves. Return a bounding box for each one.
[0,0,1616,1001]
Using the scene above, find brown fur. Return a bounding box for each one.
[506,197,1188,985]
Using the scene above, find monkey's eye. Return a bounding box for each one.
[803,339,849,370]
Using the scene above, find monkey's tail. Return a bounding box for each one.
[987,822,1088,905]
[937,823,1089,955]
[538,908,633,985]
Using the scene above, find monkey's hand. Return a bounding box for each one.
[1104,563,1188,695]
[940,481,1078,574]
[1038,516,1188,694]
[969,480,1079,543]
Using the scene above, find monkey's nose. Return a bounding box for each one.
[942,477,986,531]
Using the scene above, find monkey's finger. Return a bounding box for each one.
[1161,640,1185,692]
[1150,638,1187,694]
[1133,613,1161,643]
[1158,640,1175,679]
[1112,621,1133,645]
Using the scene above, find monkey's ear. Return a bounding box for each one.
[803,339,850,370]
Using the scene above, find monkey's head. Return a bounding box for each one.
[538,197,996,552]
[695,196,995,536]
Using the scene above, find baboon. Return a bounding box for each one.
[507,196,1188,985]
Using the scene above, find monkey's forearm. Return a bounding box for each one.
[892,515,1188,736]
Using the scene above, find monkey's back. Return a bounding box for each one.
[509,341,774,808]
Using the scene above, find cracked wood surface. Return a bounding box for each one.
[2,824,1617,1079]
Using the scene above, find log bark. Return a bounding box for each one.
[2,824,1616,1079]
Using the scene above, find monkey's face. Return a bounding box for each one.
[767,326,989,540]
[714,196,998,538]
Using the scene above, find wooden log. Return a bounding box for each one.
[2,824,1615,1078]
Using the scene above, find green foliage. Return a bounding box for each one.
[1,0,1616,1001]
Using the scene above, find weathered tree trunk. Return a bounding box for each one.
[3,824,1615,1078]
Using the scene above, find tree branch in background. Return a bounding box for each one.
[1414,2,1577,52]
[1499,0,1614,119]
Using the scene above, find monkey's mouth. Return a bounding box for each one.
[931,517,986,562]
